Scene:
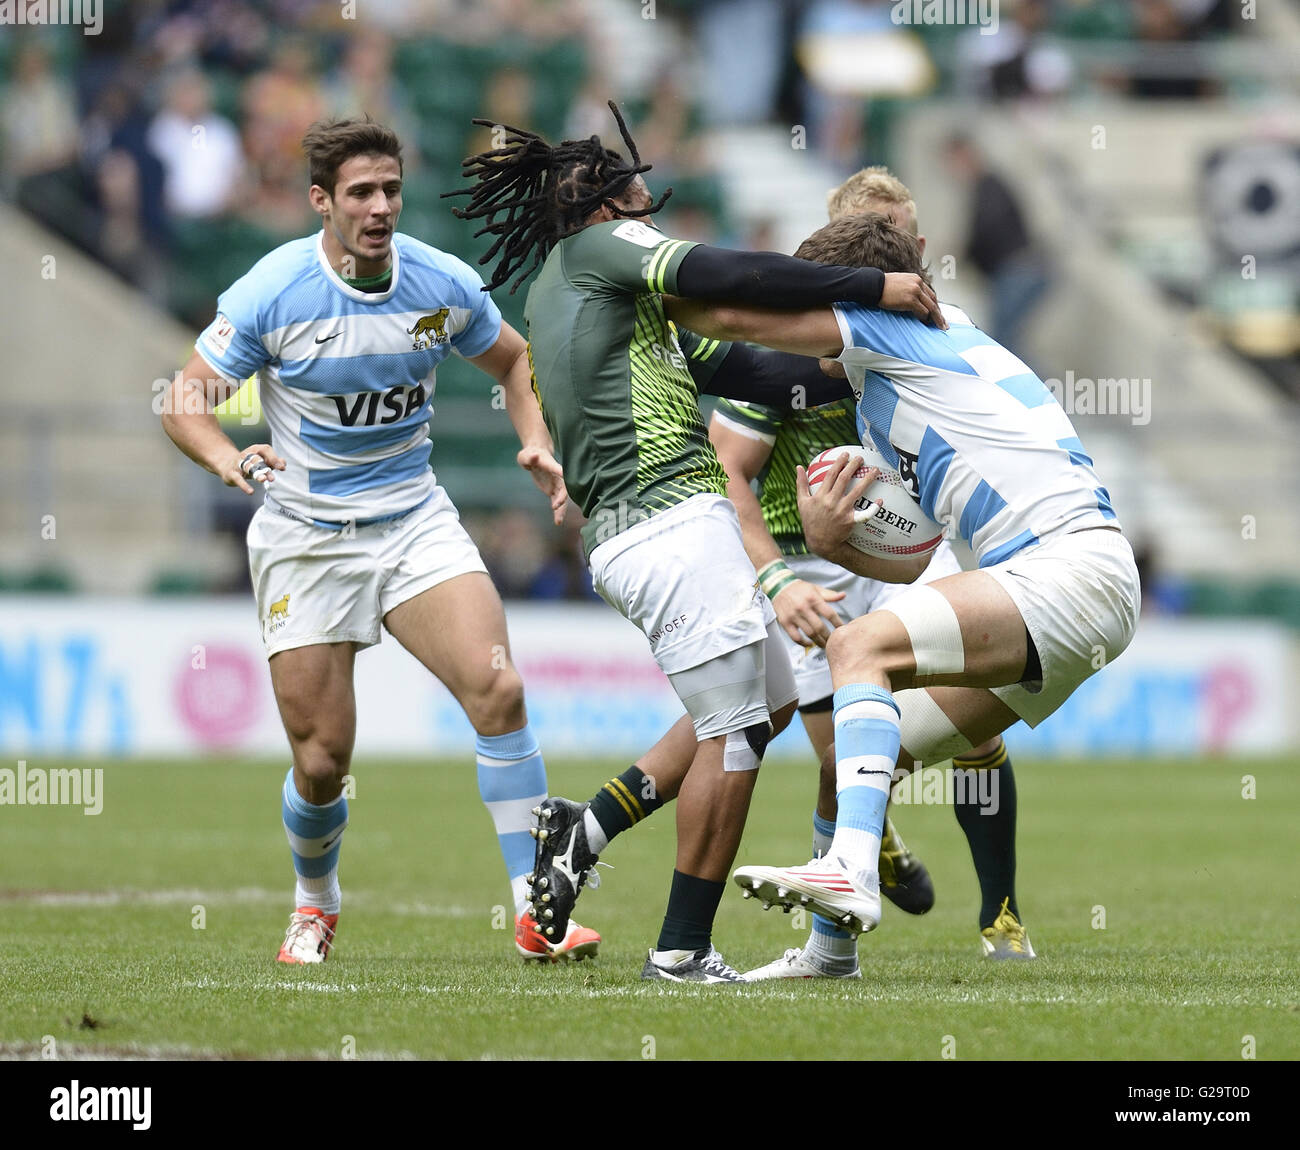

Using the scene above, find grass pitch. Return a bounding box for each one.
[1,753,1296,1061]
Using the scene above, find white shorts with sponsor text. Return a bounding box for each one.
[247,485,487,657]
[588,493,797,732]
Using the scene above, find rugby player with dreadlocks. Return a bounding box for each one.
[447,103,943,981]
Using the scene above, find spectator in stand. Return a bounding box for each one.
[475,508,549,601]
[943,132,1051,355]
[81,79,169,298]
[1,42,81,232]
[628,69,728,243]
[689,0,785,126]
[530,520,601,602]
[141,1,273,78]
[147,68,246,220]
[466,65,535,164]
[241,39,326,233]
[445,0,586,46]
[324,28,420,167]
[566,71,617,142]
[1132,538,1188,616]
[1129,0,1214,99]
[959,0,1073,102]
[629,68,700,185]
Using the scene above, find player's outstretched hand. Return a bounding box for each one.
[517,445,569,526]
[879,273,946,330]
[222,445,285,494]
[771,578,846,649]
[796,454,881,557]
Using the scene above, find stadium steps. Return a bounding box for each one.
[0,204,246,592]
[891,102,1298,577]
[704,125,844,255]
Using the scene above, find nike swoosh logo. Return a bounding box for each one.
[321,831,344,851]
[856,766,893,776]
[315,331,344,344]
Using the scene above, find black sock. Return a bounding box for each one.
[656,870,725,953]
[588,765,666,846]
[952,742,1019,929]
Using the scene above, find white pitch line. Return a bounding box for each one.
[0,888,479,917]
[0,1041,237,1062]
[172,979,1256,1007]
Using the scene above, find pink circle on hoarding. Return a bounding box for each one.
[175,645,263,746]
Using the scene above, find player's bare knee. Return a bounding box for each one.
[294,740,350,789]
[826,614,910,687]
[463,667,526,735]
[819,742,836,784]
[823,619,857,669]
[820,738,836,767]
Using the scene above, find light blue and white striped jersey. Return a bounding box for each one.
[195,231,502,526]
[833,302,1117,568]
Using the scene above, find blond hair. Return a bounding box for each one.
[826,166,918,235]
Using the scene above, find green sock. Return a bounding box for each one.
[952,741,1019,929]
[657,870,724,953]
[587,765,664,847]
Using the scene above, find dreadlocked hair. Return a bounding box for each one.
[443,100,672,293]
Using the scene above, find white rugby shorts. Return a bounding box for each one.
[588,493,797,730]
[247,485,488,657]
[983,527,1141,727]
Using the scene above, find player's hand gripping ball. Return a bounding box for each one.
[806,444,944,560]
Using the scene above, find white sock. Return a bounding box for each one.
[511,875,530,919]
[583,808,609,854]
[651,948,694,965]
[295,869,340,916]
[804,919,858,965]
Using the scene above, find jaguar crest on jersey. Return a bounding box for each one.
[407,309,450,349]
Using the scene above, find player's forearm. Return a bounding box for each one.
[499,359,553,454]
[695,342,851,406]
[816,538,928,584]
[727,472,783,572]
[668,299,842,360]
[677,246,884,309]
[161,386,239,477]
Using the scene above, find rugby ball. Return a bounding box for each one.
[806,444,944,560]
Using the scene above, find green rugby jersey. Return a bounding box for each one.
[524,219,731,555]
[683,332,859,557]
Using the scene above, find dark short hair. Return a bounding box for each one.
[794,212,932,287]
[301,118,403,195]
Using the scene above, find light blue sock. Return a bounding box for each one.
[476,724,548,917]
[281,768,348,915]
[828,683,900,874]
